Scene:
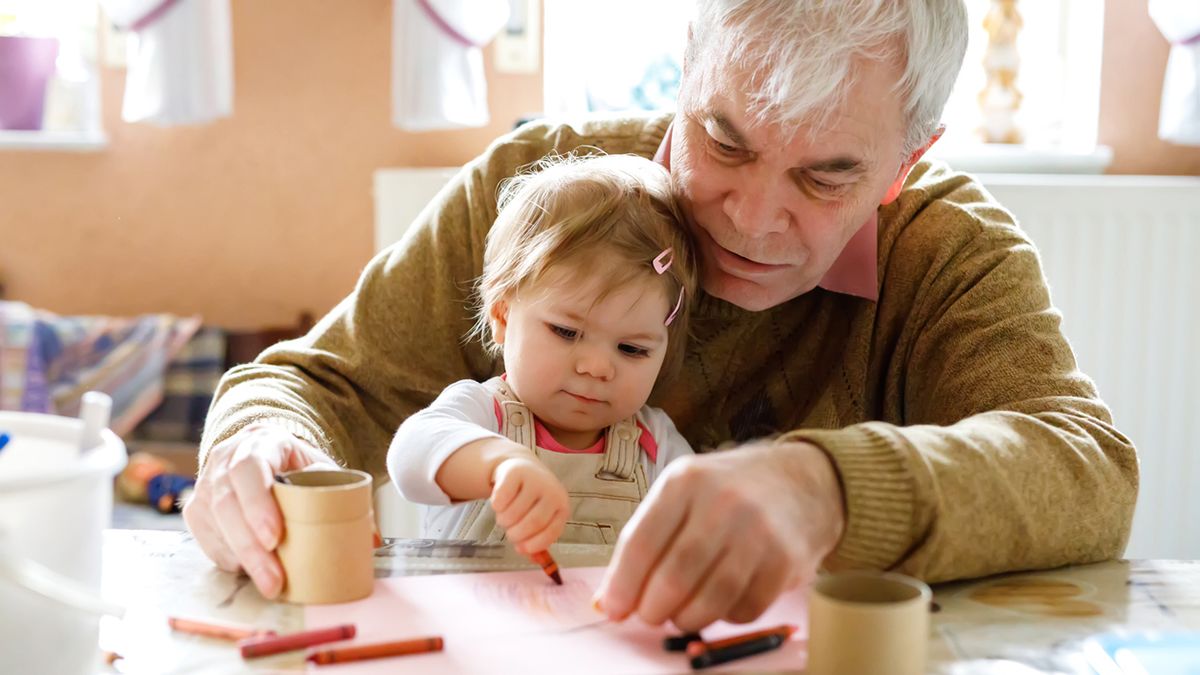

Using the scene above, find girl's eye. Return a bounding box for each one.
[549,324,578,340]
[618,343,650,358]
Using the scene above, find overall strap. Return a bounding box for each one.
[598,416,641,481]
[488,378,535,451]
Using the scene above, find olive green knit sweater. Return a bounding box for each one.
[201,113,1138,584]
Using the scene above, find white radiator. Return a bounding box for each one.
[983,174,1200,560]
[374,169,1200,557]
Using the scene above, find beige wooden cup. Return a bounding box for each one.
[806,571,931,675]
[272,469,375,604]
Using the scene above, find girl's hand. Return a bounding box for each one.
[490,454,570,555]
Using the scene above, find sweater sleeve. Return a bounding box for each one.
[784,178,1139,583]
[386,379,505,505]
[197,123,573,479]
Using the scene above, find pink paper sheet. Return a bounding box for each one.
[305,566,809,673]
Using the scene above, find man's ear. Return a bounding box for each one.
[881,125,945,205]
[489,299,510,346]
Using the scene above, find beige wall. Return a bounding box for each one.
[0,0,542,329]
[1099,0,1200,175]
[0,0,1195,329]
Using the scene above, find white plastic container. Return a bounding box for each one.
[0,395,127,675]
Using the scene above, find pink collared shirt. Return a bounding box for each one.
[654,122,879,302]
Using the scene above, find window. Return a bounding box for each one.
[0,0,105,150]
[543,0,1107,172]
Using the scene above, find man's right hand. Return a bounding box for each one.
[182,423,337,598]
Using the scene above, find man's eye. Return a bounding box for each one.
[549,324,578,340]
[708,137,743,157]
[618,343,649,358]
[809,177,851,195]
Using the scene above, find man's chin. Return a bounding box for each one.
[702,271,809,311]
[703,276,782,312]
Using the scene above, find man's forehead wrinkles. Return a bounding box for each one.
[697,97,879,176]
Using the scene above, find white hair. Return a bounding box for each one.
[689,0,968,156]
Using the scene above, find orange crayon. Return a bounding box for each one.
[685,624,798,658]
[168,616,276,641]
[239,624,356,659]
[307,636,444,665]
[530,550,563,585]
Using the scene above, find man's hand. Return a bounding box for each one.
[183,423,337,598]
[593,441,845,631]
[490,455,570,556]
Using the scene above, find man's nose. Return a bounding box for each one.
[723,178,790,238]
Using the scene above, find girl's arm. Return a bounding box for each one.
[388,380,569,552]
[387,379,513,505]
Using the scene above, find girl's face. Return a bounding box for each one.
[490,263,672,450]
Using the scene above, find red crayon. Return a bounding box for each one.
[239,624,356,659]
[530,550,563,585]
[168,616,275,642]
[307,636,444,665]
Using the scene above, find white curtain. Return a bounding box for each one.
[100,0,233,126]
[392,0,510,131]
[1148,0,1200,145]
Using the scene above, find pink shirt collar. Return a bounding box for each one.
[654,121,879,302]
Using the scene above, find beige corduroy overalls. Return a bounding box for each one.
[451,378,650,545]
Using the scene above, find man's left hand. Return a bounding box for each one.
[593,441,845,631]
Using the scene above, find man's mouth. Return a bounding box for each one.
[701,229,787,276]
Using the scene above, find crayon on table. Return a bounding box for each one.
[663,631,704,652]
[530,550,563,585]
[0,432,10,452]
[687,632,791,670]
[689,624,797,652]
[307,636,444,665]
[168,616,276,641]
[239,624,356,659]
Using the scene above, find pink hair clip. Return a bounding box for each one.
[653,248,674,274]
[653,247,684,326]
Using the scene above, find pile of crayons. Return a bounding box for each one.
[162,551,564,665]
[168,617,442,666]
[664,624,798,670]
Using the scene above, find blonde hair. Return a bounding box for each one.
[473,153,698,378]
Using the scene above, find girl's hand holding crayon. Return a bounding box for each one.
[490,452,570,555]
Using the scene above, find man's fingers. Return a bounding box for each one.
[633,520,725,626]
[210,482,283,598]
[595,467,691,620]
[227,453,283,550]
[182,493,239,572]
[725,555,791,624]
[669,543,759,631]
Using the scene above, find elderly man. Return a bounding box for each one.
[185,0,1137,631]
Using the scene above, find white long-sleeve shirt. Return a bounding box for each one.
[386,378,694,539]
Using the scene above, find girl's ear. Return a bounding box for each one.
[489,299,510,345]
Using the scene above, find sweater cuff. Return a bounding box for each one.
[779,425,915,570]
[199,407,333,469]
